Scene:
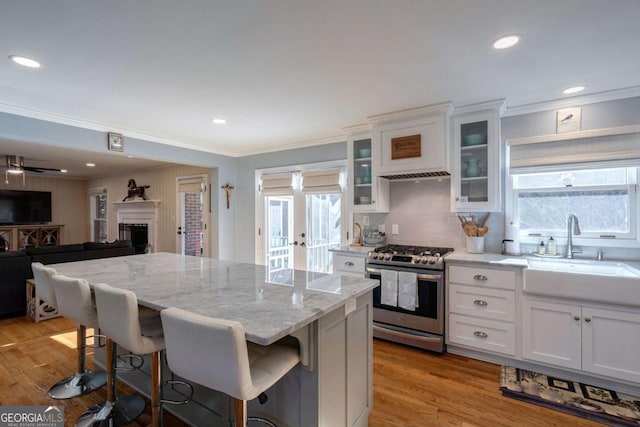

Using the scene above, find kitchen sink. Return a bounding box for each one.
[523,258,640,307]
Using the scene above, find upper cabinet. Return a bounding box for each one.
[347,128,389,212]
[451,100,505,212]
[370,103,452,179]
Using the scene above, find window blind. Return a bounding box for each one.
[260,173,294,195]
[178,177,205,193]
[301,169,342,194]
[508,126,640,174]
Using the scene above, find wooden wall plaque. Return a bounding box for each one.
[391,134,421,160]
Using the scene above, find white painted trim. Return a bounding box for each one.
[506,124,640,146]
[452,99,506,116]
[366,102,453,124]
[503,86,640,117]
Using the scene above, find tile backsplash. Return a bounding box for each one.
[354,178,504,253]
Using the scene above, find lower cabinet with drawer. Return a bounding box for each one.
[446,263,517,356]
[332,252,366,277]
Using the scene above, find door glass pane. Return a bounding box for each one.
[461,120,488,203]
[306,193,341,273]
[182,192,204,256]
[266,196,294,278]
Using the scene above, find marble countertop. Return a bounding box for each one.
[445,251,529,267]
[50,252,378,345]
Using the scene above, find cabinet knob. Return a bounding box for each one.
[473,299,488,306]
[574,316,580,321]
[473,274,488,281]
[584,318,591,323]
[473,331,488,338]
[345,261,354,267]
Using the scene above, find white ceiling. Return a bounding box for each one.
[1,0,639,170]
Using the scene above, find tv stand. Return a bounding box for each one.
[0,225,64,252]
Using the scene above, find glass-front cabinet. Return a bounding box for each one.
[451,101,505,212]
[348,135,389,213]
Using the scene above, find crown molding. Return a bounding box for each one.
[503,86,640,117]
[0,102,239,157]
[367,101,453,124]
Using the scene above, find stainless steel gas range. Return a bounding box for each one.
[366,244,453,353]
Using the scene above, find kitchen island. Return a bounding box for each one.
[51,252,377,427]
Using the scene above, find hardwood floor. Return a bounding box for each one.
[0,316,602,426]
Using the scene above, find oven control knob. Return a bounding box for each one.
[367,251,375,259]
[383,253,392,261]
[419,256,429,264]
[427,257,437,264]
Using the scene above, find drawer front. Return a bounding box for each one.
[333,254,365,276]
[449,284,515,321]
[448,265,516,290]
[448,314,515,355]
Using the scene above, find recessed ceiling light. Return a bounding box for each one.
[9,55,41,68]
[563,86,586,95]
[127,155,134,159]
[492,34,521,50]
[60,169,68,173]
[86,163,95,167]
[212,118,227,125]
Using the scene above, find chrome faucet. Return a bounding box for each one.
[565,214,582,259]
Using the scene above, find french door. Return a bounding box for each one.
[259,166,344,275]
[176,175,209,257]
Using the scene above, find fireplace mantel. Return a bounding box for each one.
[114,200,161,252]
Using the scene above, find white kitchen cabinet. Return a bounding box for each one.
[522,299,582,369]
[333,252,366,277]
[347,134,389,213]
[446,263,517,356]
[451,100,505,212]
[370,103,452,178]
[522,298,640,382]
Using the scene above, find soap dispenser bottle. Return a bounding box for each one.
[537,241,546,255]
[547,236,557,255]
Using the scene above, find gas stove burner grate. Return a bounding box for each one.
[372,245,454,257]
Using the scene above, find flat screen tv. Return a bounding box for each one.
[0,190,52,225]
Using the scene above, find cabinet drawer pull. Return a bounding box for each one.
[344,261,355,267]
[584,318,591,323]
[574,316,580,321]
[473,299,488,306]
[473,331,488,338]
[473,274,488,281]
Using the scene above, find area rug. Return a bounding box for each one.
[500,366,640,426]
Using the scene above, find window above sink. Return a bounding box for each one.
[510,167,637,241]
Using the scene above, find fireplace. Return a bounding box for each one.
[119,223,148,254]
[113,200,160,253]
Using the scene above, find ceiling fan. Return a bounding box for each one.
[5,155,62,174]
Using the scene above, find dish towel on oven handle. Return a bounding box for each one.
[398,271,418,311]
[381,269,398,307]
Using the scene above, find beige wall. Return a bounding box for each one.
[2,175,89,244]
[87,165,211,253]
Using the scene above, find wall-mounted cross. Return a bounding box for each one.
[221,183,234,209]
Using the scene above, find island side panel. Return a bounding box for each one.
[316,291,373,427]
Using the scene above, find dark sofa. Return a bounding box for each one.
[0,240,135,317]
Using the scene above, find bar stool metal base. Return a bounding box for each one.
[48,370,107,399]
[75,395,145,427]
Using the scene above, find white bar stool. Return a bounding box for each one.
[160,307,301,427]
[31,263,107,399]
[88,283,167,427]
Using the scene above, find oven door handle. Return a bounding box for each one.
[366,267,383,274]
[417,273,441,281]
